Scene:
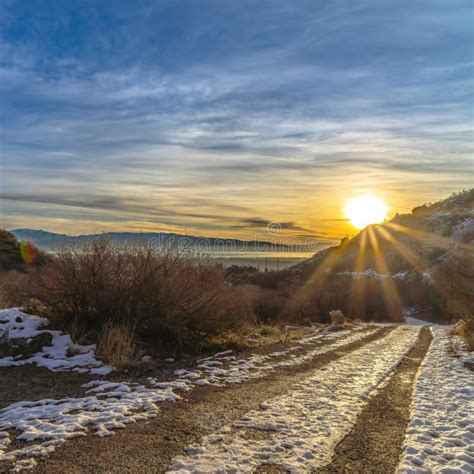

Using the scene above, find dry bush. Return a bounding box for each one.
[280,274,352,325]
[427,250,474,326]
[250,287,287,324]
[0,271,36,308]
[96,324,141,368]
[246,270,292,290]
[329,309,345,325]
[33,239,252,352]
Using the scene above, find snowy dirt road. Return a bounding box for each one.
[0,313,472,473]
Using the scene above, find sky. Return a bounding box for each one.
[0,0,473,243]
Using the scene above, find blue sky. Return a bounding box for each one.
[0,0,473,240]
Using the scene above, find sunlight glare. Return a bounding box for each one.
[345,196,388,229]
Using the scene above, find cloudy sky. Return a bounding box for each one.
[0,0,472,241]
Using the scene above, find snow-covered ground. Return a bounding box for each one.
[3,306,471,473]
[0,379,190,471]
[398,326,474,473]
[172,326,377,386]
[169,326,421,472]
[0,314,376,470]
[0,308,112,375]
[404,317,430,326]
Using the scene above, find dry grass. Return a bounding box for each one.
[329,309,346,325]
[258,324,282,337]
[204,323,317,352]
[96,324,141,368]
[204,324,286,351]
[453,318,474,351]
[204,330,253,351]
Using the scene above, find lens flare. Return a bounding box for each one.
[20,241,38,264]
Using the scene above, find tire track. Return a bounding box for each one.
[318,326,432,474]
[30,328,392,473]
[168,326,420,473]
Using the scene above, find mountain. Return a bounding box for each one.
[10,229,318,254]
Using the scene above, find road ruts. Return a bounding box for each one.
[318,326,433,474]
[168,326,420,473]
[30,327,392,473]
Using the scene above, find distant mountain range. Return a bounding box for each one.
[10,229,321,254]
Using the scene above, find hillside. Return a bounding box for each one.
[0,230,46,272]
[0,230,24,272]
[287,189,474,323]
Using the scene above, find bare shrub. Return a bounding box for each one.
[33,239,251,352]
[0,271,36,308]
[280,274,352,325]
[96,324,141,368]
[244,286,287,324]
[329,309,345,325]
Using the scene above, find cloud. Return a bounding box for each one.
[0,0,473,238]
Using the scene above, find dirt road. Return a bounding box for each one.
[1,324,469,473]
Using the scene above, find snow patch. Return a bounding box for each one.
[398,326,474,473]
[0,379,191,468]
[0,308,112,375]
[0,321,375,470]
[169,326,421,472]
[170,326,377,386]
[337,268,387,279]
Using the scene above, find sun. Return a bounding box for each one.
[345,195,388,229]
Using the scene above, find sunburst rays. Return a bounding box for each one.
[367,226,404,321]
[349,228,368,318]
[289,216,469,324]
[386,222,472,259]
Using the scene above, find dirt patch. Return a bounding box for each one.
[0,366,94,410]
[318,326,433,474]
[239,427,273,441]
[28,327,392,473]
[255,463,289,473]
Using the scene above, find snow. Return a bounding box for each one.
[452,333,474,366]
[0,319,375,470]
[169,326,421,472]
[337,268,387,279]
[452,217,474,242]
[405,317,430,326]
[0,308,112,375]
[167,326,377,387]
[398,326,474,473]
[338,269,414,281]
[0,379,192,470]
[393,271,410,280]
